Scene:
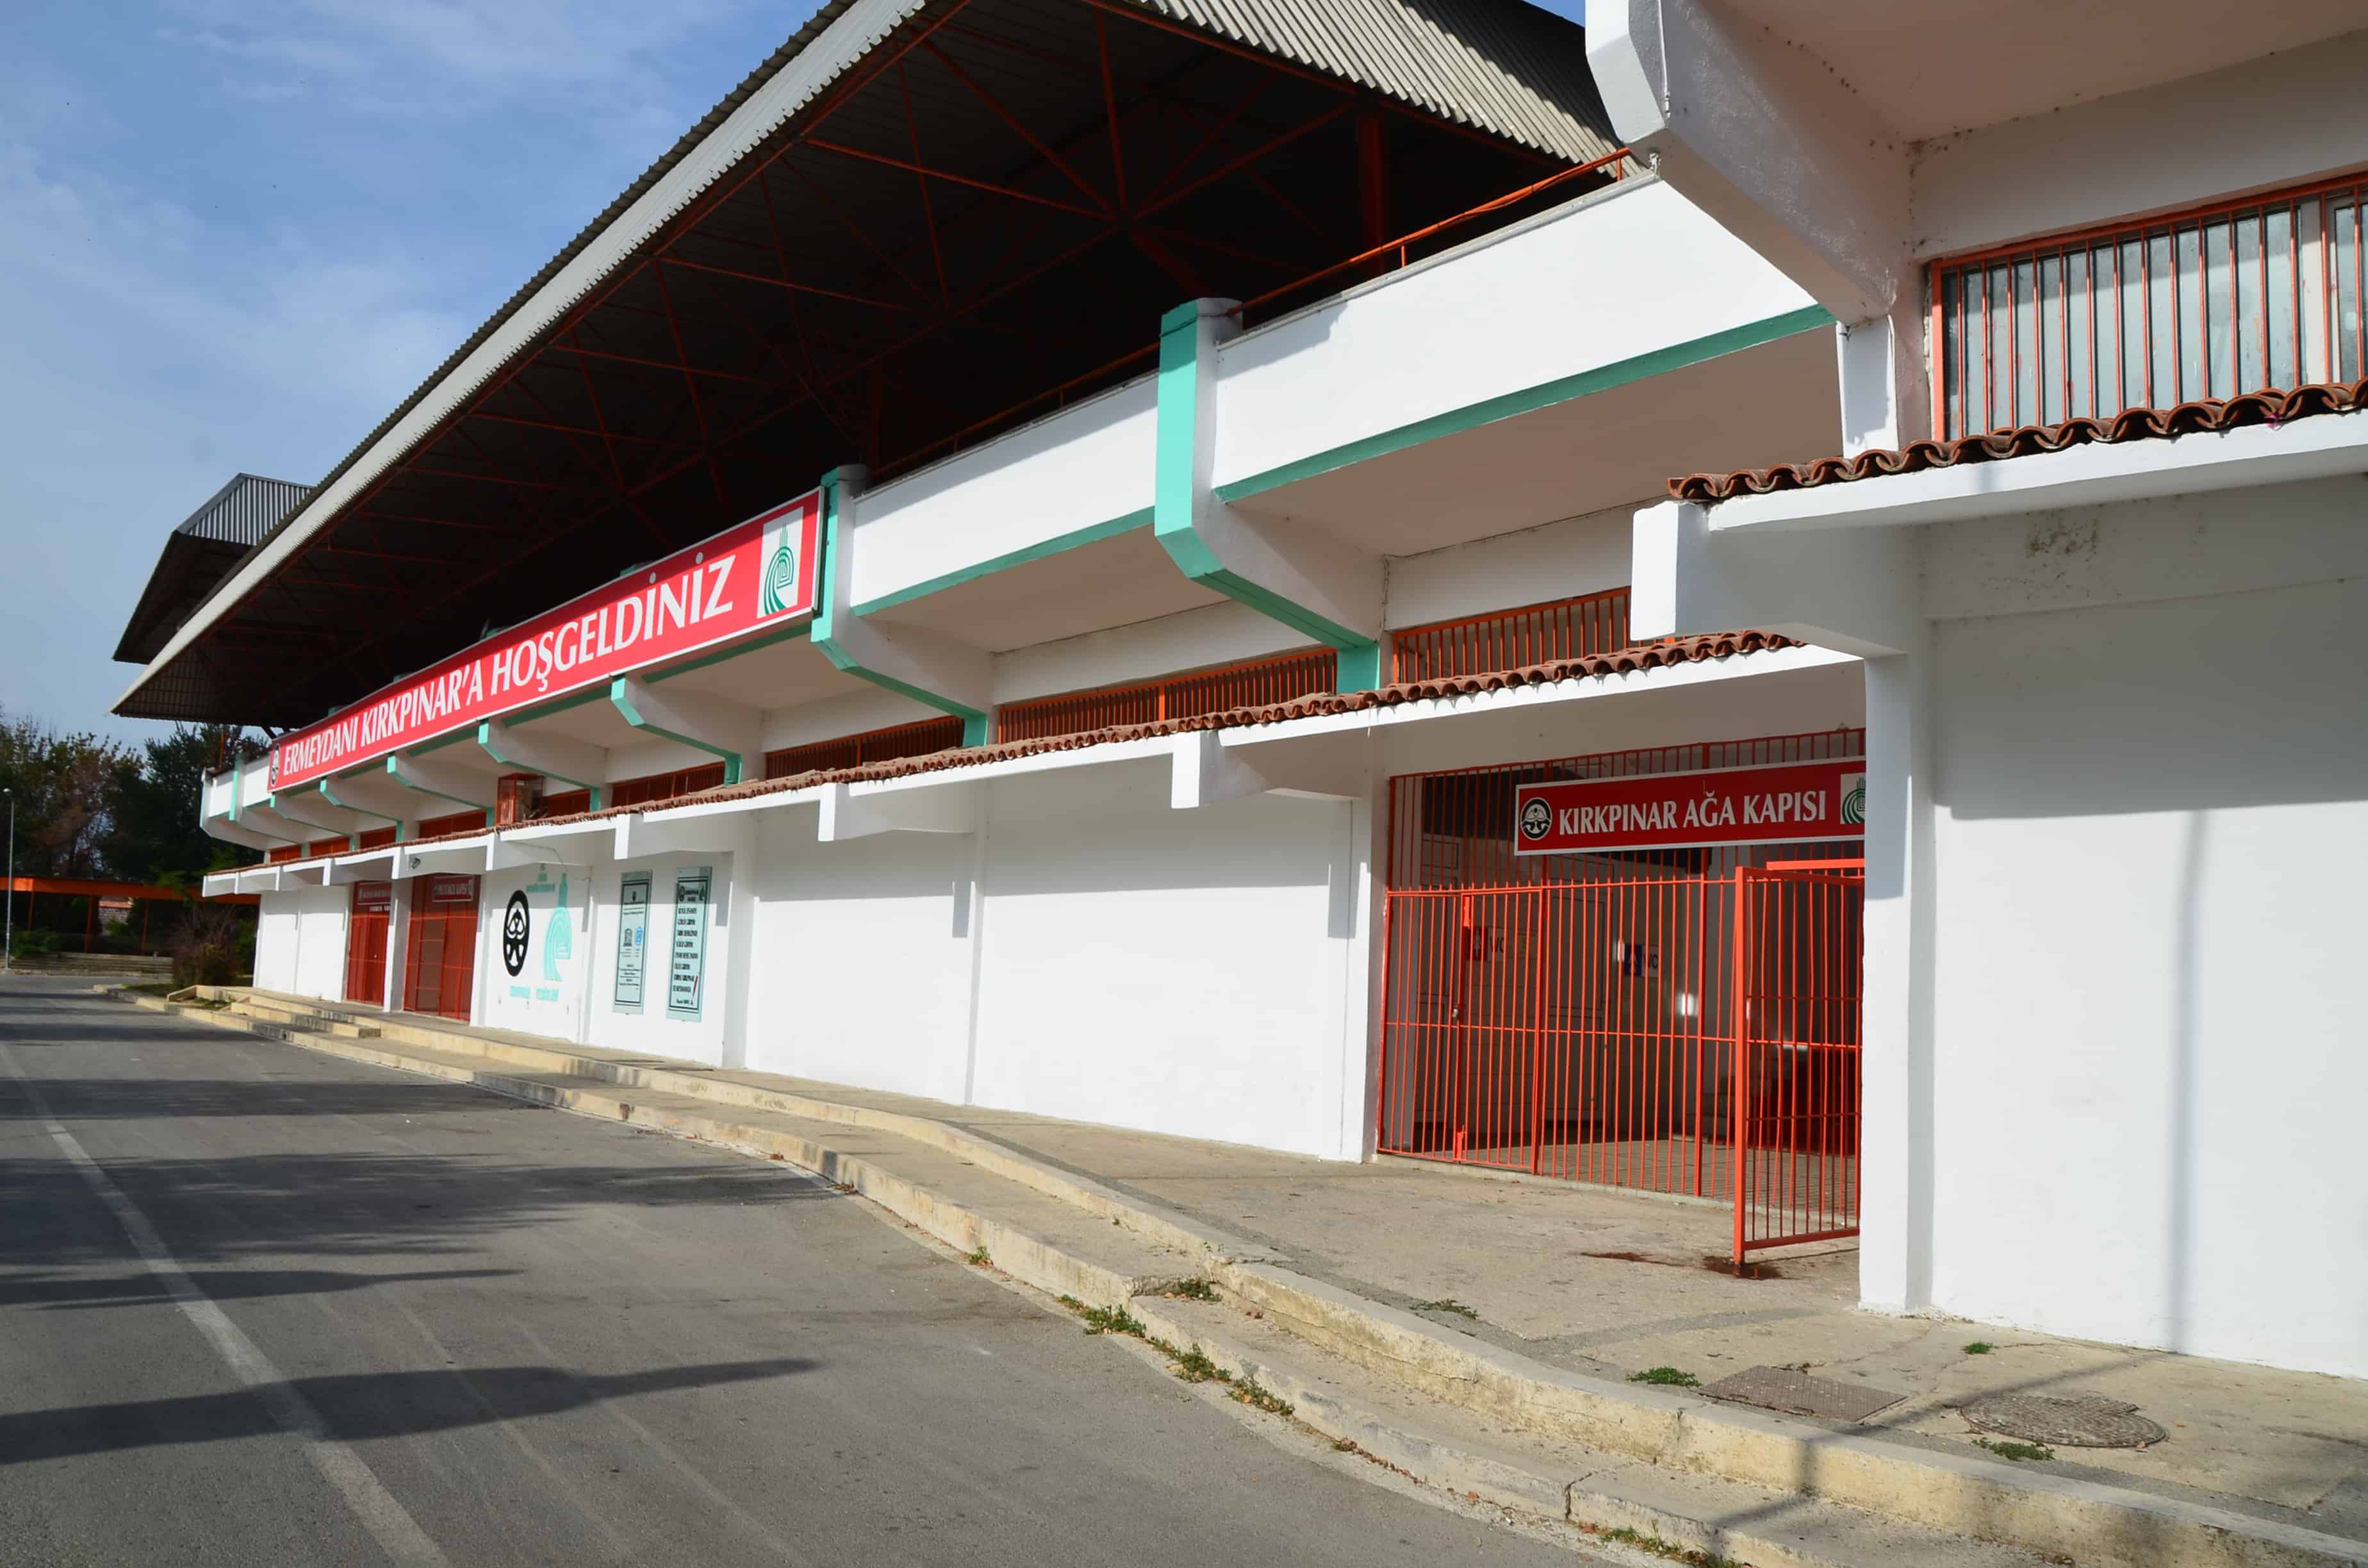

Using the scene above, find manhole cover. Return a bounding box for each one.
[1962,1394,2167,1448]
[1698,1366,1905,1423]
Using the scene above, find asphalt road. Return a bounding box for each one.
[0,979,1607,1567]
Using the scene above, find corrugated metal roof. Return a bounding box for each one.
[1137,0,1616,163]
[114,474,314,666]
[119,0,1617,717]
[173,473,312,545]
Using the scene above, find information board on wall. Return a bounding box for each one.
[667,867,712,1020]
[613,872,650,1011]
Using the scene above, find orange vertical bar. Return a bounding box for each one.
[1732,865,1750,1261]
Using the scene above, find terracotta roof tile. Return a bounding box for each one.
[236,631,1795,870]
[1668,377,2368,505]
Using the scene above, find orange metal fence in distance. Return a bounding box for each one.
[417,808,488,840]
[766,714,966,779]
[607,763,728,810]
[1389,589,1632,684]
[996,649,1336,742]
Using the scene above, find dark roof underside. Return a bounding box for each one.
[118,0,1615,728]
[113,474,311,665]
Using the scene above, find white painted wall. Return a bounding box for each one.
[479,860,596,1044]
[253,883,350,1001]
[992,599,1306,705]
[1916,486,2368,1378]
[850,373,1157,608]
[744,808,975,1099]
[584,850,736,1066]
[1383,505,1638,630]
[1212,179,1816,491]
[971,760,1365,1159]
[1909,31,2368,261]
[758,687,942,753]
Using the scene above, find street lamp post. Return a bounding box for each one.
[3,788,13,976]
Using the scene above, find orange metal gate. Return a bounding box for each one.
[1731,863,1864,1257]
[345,881,391,1006]
[1374,731,1866,1259]
[402,875,479,1022]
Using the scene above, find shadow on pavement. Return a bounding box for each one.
[0,1357,818,1464]
[0,1150,835,1268]
[0,1267,520,1312]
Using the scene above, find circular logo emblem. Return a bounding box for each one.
[1518,797,1553,842]
[501,890,531,976]
[760,541,797,616]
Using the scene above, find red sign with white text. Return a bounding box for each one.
[1513,758,1866,856]
[272,491,821,790]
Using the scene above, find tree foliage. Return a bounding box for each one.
[0,710,250,885]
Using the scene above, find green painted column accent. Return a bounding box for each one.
[476,722,604,811]
[810,464,993,747]
[226,762,301,844]
[1152,300,1383,692]
[607,679,746,786]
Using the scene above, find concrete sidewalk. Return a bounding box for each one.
[111,985,2368,1568]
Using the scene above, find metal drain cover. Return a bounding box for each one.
[1699,1366,1905,1423]
[1962,1394,2168,1448]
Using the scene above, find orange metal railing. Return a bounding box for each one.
[765,714,966,779]
[996,648,1335,742]
[1932,171,2368,439]
[607,763,728,810]
[868,148,1631,482]
[416,808,487,840]
[1388,589,1632,684]
[1229,147,1632,327]
[1374,728,1864,1210]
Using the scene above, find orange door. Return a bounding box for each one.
[345,881,391,1004]
[402,876,480,1021]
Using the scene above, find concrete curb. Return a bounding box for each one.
[104,987,2368,1568]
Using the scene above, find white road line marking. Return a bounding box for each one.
[0,1041,452,1568]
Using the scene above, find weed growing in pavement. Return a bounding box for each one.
[1575,1523,1748,1568]
[1627,1366,1700,1388]
[1165,1279,1219,1301]
[966,1246,992,1267]
[1058,1296,1148,1337]
[1051,1299,1294,1416]
[1413,1298,1479,1319]
[1171,1346,1221,1383]
[1228,1374,1290,1416]
[1963,1341,1994,1355]
[1973,1437,2056,1463]
[1331,1438,1360,1453]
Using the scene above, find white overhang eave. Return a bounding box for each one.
[1221,641,1856,749]
[1698,408,2368,535]
[113,0,926,716]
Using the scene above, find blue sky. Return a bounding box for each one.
[1,0,1581,745]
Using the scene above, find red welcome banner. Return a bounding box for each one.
[1513,758,1866,856]
[272,491,821,790]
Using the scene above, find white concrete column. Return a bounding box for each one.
[1836,282,1932,457]
[716,816,758,1071]
[1857,638,1938,1313]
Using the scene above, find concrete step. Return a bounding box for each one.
[1135,1293,2059,1568]
[227,998,380,1039]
